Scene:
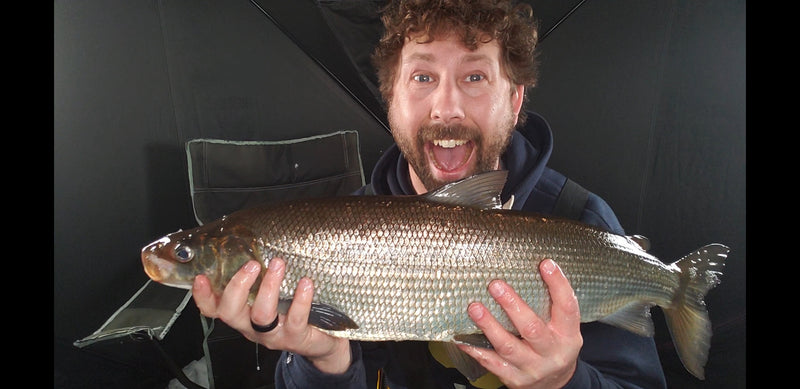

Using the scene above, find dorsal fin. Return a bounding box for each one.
[423,170,508,210]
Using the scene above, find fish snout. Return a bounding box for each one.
[140,237,175,283]
[141,251,168,283]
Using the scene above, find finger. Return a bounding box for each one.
[285,277,314,331]
[466,298,525,360]
[192,274,218,318]
[487,280,548,348]
[456,341,520,380]
[217,260,261,320]
[540,259,581,333]
[460,303,526,380]
[251,257,285,327]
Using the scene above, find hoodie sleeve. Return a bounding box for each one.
[580,192,625,235]
[274,341,367,389]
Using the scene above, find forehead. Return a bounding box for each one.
[400,34,502,66]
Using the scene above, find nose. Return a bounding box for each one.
[430,78,465,124]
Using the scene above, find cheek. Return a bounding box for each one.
[470,94,503,122]
[485,90,516,117]
[389,92,425,125]
[387,102,412,140]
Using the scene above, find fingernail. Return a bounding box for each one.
[268,257,284,273]
[541,259,556,275]
[468,302,484,320]
[489,280,505,297]
[299,277,313,292]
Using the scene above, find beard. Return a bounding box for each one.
[393,115,515,191]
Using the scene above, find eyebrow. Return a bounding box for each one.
[406,52,435,62]
[461,53,493,65]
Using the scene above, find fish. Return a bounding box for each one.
[141,170,728,380]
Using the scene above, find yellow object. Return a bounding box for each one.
[376,368,386,389]
[428,342,504,389]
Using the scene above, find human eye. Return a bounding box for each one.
[465,74,485,82]
[413,74,432,83]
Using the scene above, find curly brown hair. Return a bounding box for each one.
[371,0,539,125]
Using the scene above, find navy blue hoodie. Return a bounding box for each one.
[275,112,667,389]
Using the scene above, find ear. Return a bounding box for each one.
[511,84,525,125]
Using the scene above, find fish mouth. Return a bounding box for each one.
[142,252,195,290]
[142,251,173,282]
[425,139,475,178]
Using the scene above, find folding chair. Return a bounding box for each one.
[185,130,365,388]
[76,130,366,389]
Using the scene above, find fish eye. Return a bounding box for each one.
[174,245,194,263]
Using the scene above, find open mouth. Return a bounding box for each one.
[427,139,474,172]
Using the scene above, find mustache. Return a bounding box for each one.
[417,124,481,143]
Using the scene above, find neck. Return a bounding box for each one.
[408,168,428,194]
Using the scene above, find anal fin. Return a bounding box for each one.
[598,301,655,337]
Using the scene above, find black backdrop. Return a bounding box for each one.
[54,1,745,388]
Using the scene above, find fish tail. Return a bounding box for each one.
[662,243,729,380]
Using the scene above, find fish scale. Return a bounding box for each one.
[141,170,728,380]
[243,195,673,341]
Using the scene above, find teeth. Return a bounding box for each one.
[433,139,467,148]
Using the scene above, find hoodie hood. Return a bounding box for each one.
[367,111,554,210]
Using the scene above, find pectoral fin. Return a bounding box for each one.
[278,298,359,331]
[453,333,493,348]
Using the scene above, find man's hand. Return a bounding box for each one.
[457,259,582,389]
[192,257,352,374]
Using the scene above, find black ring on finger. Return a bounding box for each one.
[251,316,279,333]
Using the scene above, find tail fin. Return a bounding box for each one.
[662,243,729,380]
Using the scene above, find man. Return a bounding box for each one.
[192,0,668,388]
